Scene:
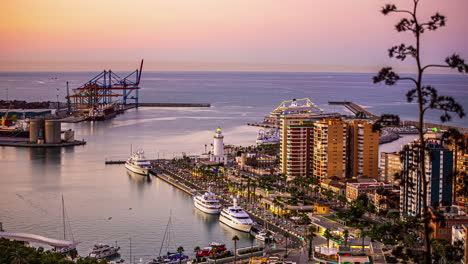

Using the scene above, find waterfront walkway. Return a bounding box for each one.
[0,232,77,248]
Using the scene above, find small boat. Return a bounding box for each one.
[148,214,190,264]
[88,243,120,259]
[148,252,189,264]
[219,198,253,232]
[193,189,222,214]
[255,231,274,242]
[125,150,151,176]
[196,242,227,258]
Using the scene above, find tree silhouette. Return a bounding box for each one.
[343,229,349,247]
[373,1,467,262]
[176,246,184,264]
[232,235,239,264]
[323,228,332,248]
[193,246,200,262]
[307,226,317,259]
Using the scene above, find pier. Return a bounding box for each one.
[136,103,210,107]
[328,101,379,120]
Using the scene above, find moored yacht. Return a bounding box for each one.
[193,189,222,214]
[88,243,120,259]
[219,198,253,232]
[125,150,151,176]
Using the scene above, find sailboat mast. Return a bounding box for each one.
[62,195,66,240]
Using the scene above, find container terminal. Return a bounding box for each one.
[0,60,210,148]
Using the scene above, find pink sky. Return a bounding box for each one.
[0,0,467,72]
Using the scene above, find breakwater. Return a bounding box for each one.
[136,103,211,107]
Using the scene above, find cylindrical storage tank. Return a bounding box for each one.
[45,120,61,144]
[29,119,44,143]
[63,130,74,142]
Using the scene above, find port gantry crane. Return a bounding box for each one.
[67,60,144,110]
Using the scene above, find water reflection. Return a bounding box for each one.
[28,147,63,164]
[127,171,152,194]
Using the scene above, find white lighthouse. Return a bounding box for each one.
[210,127,226,164]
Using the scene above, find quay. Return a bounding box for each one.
[149,164,304,245]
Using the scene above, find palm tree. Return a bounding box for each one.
[337,195,348,208]
[283,232,290,256]
[323,228,332,248]
[358,226,366,252]
[194,246,200,262]
[248,233,256,259]
[177,246,184,264]
[307,226,317,259]
[343,229,350,247]
[232,235,239,264]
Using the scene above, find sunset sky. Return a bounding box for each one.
[0,0,467,72]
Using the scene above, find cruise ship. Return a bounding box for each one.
[88,243,120,259]
[125,150,151,176]
[193,190,222,214]
[219,198,253,232]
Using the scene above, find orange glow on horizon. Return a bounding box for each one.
[0,0,467,72]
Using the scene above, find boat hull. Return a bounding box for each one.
[194,199,221,214]
[125,162,149,176]
[219,214,252,233]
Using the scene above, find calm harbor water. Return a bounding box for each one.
[0,71,467,261]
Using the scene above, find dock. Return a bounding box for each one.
[135,103,210,107]
[105,160,126,165]
[0,138,86,148]
[148,164,305,244]
[328,101,379,120]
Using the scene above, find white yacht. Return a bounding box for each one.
[219,198,253,232]
[88,243,120,259]
[125,150,151,176]
[193,190,222,214]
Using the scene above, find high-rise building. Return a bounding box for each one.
[447,134,468,208]
[400,140,453,217]
[313,118,348,181]
[348,121,380,179]
[279,116,315,179]
[380,152,401,184]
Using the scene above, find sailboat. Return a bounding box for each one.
[59,195,77,254]
[148,214,189,264]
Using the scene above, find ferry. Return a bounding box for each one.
[219,198,253,232]
[88,243,120,259]
[193,190,222,214]
[125,150,151,176]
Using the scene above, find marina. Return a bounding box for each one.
[1,71,467,264]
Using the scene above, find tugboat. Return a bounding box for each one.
[193,188,222,214]
[219,198,253,232]
[125,150,151,176]
[88,243,120,259]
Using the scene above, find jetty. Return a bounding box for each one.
[136,103,210,107]
[328,101,379,120]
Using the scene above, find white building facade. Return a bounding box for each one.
[210,127,227,164]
